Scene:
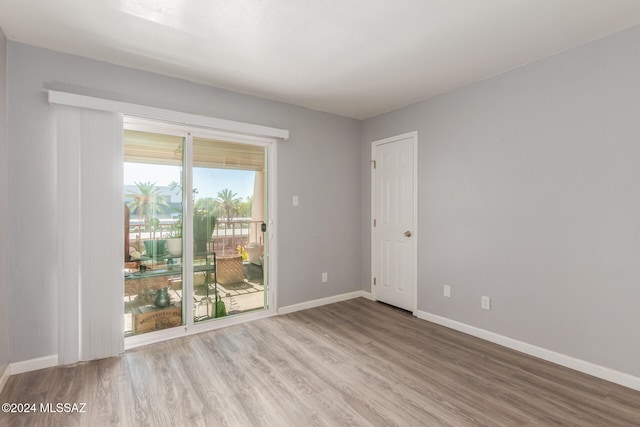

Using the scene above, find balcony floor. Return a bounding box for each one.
[124,279,265,335]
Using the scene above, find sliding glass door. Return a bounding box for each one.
[192,137,268,320]
[123,121,271,338]
[123,130,185,336]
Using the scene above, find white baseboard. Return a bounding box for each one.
[0,364,9,393]
[8,354,58,376]
[361,290,374,300]
[416,310,640,392]
[278,290,366,315]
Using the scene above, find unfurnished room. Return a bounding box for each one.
[0,1,639,426]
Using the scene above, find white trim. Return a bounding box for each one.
[416,310,640,392]
[0,364,9,393]
[124,116,281,146]
[48,90,289,140]
[371,131,418,313]
[278,291,366,315]
[183,131,195,332]
[266,139,278,314]
[9,354,59,376]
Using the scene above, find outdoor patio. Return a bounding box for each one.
[124,216,267,336]
[124,272,265,335]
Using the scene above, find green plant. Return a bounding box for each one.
[164,215,182,238]
[193,209,216,253]
[214,299,227,317]
[166,180,198,240]
[149,217,160,240]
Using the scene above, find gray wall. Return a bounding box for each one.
[362,25,640,377]
[0,29,9,376]
[7,42,362,363]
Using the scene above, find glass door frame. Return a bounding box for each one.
[124,116,278,349]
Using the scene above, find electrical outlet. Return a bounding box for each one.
[481,296,491,310]
[321,272,328,283]
[443,285,451,298]
[292,196,299,206]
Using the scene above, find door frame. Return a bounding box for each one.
[370,131,418,314]
[123,116,279,349]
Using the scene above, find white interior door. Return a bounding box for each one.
[372,132,417,312]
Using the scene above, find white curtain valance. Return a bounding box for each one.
[48,90,289,140]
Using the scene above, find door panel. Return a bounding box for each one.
[372,133,416,311]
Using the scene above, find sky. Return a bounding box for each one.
[124,163,255,200]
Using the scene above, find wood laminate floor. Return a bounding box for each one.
[1,298,638,426]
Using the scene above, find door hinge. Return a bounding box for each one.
[373,277,377,285]
[373,219,376,227]
[371,160,376,169]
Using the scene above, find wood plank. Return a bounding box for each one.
[1,298,638,426]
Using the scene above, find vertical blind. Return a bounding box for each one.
[57,106,124,364]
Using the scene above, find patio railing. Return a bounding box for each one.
[128,218,264,256]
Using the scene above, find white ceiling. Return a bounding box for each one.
[1,1,640,119]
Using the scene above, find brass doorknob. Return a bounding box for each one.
[404,230,412,237]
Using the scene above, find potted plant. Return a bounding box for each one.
[193,209,216,254]
[143,217,166,258]
[165,215,182,257]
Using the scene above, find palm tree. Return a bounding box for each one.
[213,189,241,222]
[237,196,253,218]
[126,181,170,225]
[194,197,217,214]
